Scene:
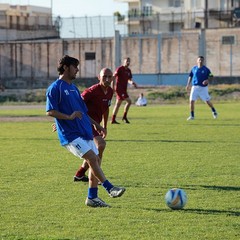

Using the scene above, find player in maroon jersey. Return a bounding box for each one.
[73,67,114,182]
[111,57,137,124]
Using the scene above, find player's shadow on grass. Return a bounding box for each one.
[179,208,239,216]
[200,185,240,191]
[147,208,240,216]
[107,139,212,143]
[186,120,240,127]
[182,184,240,191]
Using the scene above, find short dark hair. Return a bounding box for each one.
[198,56,204,59]
[57,55,79,75]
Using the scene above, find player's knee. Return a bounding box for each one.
[98,142,106,153]
[127,98,132,105]
[117,101,122,107]
[83,150,99,165]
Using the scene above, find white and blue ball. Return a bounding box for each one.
[165,188,187,210]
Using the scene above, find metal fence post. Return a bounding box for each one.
[114,30,121,69]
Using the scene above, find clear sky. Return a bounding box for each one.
[0,0,128,17]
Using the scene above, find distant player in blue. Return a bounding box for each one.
[46,55,125,207]
[186,56,218,120]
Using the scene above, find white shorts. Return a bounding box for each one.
[64,137,99,159]
[190,85,211,102]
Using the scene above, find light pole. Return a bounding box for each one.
[51,0,53,17]
[204,0,208,29]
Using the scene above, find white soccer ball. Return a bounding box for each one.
[165,188,187,210]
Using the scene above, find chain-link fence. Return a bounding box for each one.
[57,9,240,38]
[60,16,127,38]
[0,10,239,39]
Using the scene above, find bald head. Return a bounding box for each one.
[123,57,130,68]
[99,68,112,77]
[98,68,113,88]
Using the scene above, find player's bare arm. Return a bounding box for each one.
[186,77,192,91]
[102,108,109,130]
[89,116,106,138]
[202,79,209,85]
[46,110,83,120]
[111,75,116,91]
[129,79,137,88]
[203,74,213,85]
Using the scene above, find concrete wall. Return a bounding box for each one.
[206,28,240,76]
[0,28,239,89]
[0,29,59,41]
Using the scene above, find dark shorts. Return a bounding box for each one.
[116,91,129,100]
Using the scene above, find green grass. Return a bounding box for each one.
[0,102,239,240]
[0,105,45,117]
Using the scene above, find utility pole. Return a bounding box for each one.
[51,0,53,17]
[204,0,208,29]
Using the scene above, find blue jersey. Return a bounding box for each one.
[189,65,213,87]
[46,79,93,145]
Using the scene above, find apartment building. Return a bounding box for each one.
[0,3,60,40]
[115,0,240,34]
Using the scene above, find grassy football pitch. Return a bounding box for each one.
[0,103,239,240]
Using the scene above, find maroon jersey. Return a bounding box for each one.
[81,83,113,124]
[114,65,132,100]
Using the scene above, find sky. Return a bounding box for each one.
[0,0,128,17]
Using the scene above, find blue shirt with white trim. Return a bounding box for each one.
[189,65,213,87]
[46,79,93,145]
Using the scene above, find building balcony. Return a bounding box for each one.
[114,0,139,2]
[209,9,232,21]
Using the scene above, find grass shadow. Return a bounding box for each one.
[144,208,240,216]
[181,184,240,192]
[200,185,240,191]
[107,139,212,143]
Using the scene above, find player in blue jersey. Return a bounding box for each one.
[46,55,125,207]
[186,56,218,120]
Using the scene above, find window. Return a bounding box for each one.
[129,8,139,18]
[222,36,235,45]
[85,52,95,60]
[143,5,152,16]
[169,0,181,7]
[220,0,226,10]
[233,8,240,18]
[169,22,183,31]
[233,0,240,8]
[191,0,201,8]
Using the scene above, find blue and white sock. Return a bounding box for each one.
[102,180,114,193]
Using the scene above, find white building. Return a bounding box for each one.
[114,0,240,34]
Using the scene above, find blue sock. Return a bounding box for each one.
[88,187,98,199]
[211,107,216,113]
[102,180,114,192]
[191,111,194,117]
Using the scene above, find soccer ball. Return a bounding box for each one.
[165,188,187,210]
